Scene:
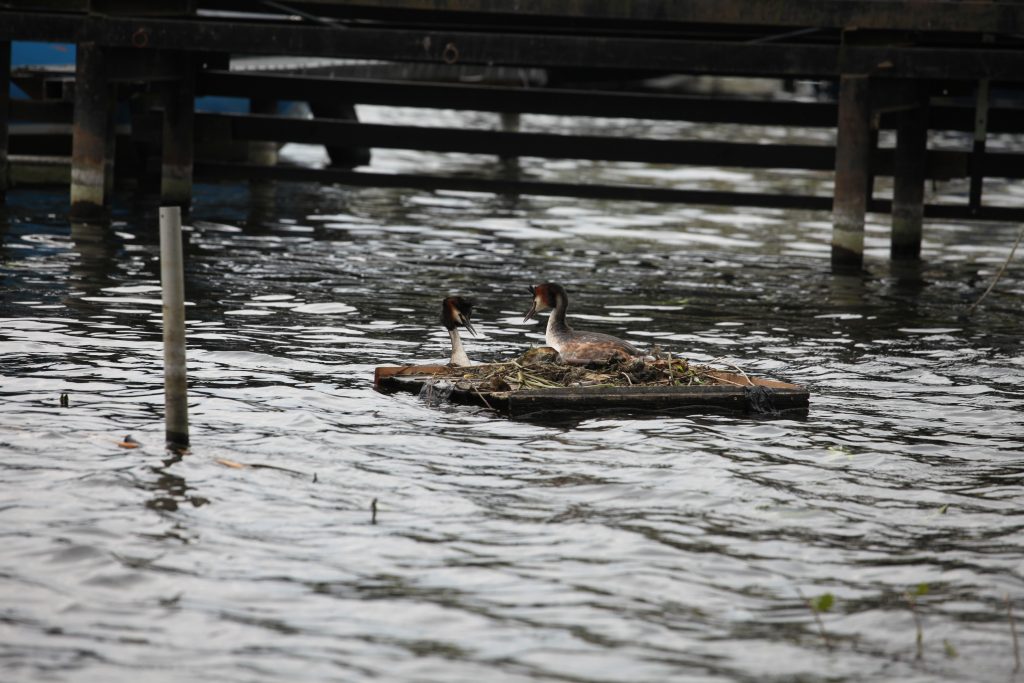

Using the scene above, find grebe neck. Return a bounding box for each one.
[449,328,471,367]
[545,293,572,342]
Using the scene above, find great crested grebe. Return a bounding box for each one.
[440,296,477,366]
[523,282,641,365]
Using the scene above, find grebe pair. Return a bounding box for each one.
[441,283,640,366]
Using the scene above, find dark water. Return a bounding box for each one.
[2,133,1024,682]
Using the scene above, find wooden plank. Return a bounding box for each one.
[194,161,1024,222]
[269,0,1024,34]
[5,11,1024,80]
[373,363,809,418]
[211,112,839,168]
[204,112,1002,179]
[198,71,841,126]
[0,69,983,134]
[196,160,839,210]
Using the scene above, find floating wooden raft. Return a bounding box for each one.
[374,364,809,419]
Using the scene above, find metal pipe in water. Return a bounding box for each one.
[160,206,189,450]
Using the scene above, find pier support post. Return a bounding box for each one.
[969,79,989,214]
[832,75,871,271]
[249,98,279,166]
[160,206,189,450]
[71,43,112,222]
[310,100,370,168]
[891,100,929,261]
[1,41,10,202]
[161,57,195,208]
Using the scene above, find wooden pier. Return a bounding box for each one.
[2,1,1024,269]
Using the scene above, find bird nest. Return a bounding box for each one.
[433,352,739,393]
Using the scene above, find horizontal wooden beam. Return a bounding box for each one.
[210,112,838,168]
[198,71,1024,133]
[207,112,1024,179]
[4,11,1024,80]
[249,0,1024,34]
[194,160,1024,222]
[199,71,840,125]
[12,112,1023,180]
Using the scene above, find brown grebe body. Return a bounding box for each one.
[440,296,477,367]
[523,283,641,365]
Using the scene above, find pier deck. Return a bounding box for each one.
[2,1,1023,268]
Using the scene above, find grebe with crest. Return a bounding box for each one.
[440,296,477,367]
[523,283,641,365]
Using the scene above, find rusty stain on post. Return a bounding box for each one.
[891,100,929,261]
[832,74,871,270]
[70,42,111,221]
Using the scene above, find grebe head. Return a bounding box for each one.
[440,296,477,336]
[523,282,566,321]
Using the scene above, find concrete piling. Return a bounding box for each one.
[70,43,112,222]
[831,74,872,271]
[159,206,189,450]
[891,101,929,261]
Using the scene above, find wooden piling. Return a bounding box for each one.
[159,206,189,450]
[969,79,989,213]
[161,56,195,208]
[832,74,871,270]
[0,41,9,201]
[71,43,111,222]
[310,100,371,168]
[891,101,929,261]
[249,98,279,166]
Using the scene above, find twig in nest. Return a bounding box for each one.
[621,372,633,386]
[473,386,495,411]
[968,224,1024,315]
[706,356,754,386]
[709,374,746,387]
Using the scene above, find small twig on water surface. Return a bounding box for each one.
[1009,594,1021,673]
[214,458,307,477]
[967,224,1024,315]
[371,498,378,525]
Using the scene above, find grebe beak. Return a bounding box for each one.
[523,300,538,322]
[461,317,478,337]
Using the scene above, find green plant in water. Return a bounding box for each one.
[811,593,835,613]
[905,583,929,659]
[804,591,834,650]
